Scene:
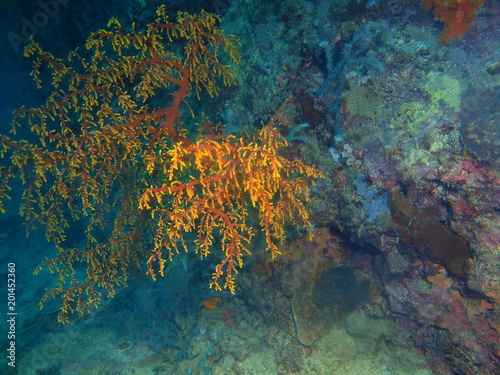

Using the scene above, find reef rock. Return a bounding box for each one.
[291,259,370,346]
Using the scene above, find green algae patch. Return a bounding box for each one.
[423,72,463,110]
[388,101,441,138]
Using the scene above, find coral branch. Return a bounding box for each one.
[0,6,321,323]
[140,122,323,292]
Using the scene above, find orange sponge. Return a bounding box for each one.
[422,0,484,43]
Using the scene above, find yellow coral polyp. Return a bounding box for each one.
[0,7,322,323]
[143,123,323,292]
